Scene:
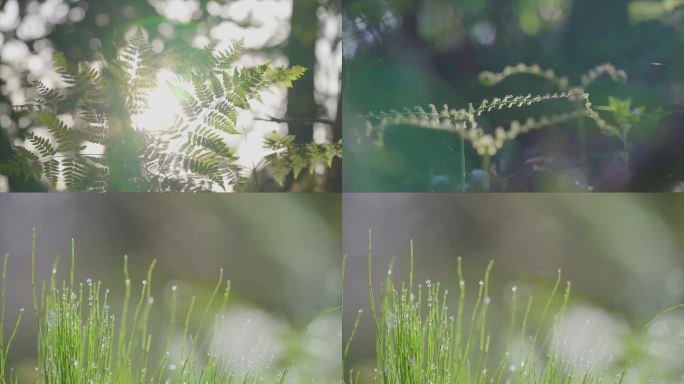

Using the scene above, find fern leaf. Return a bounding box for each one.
[0,147,41,181]
[43,159,60,189]
[267,66,307,89]
[181,153,225,190]
[26,131,57,158]
[212,40,244,70]
[38,111,82,153]
[366,88,599,156]
[479,63,569,90]
[6,26,324,191]
[580,63,627,87]
[53,52,76,86]
[33,81,63,104]
[78,62,105,89]
[186,129,236,160]
[205,107,238,134]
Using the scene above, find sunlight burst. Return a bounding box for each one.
[131,69,183,132]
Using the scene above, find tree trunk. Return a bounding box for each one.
[286,0,318,144]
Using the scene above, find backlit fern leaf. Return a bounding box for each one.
[265,66,308,89]
[205,107,238,134]
[156,42,311,190]
[264,133,342,186]
[38,112,83,153]
[111,26,157,115]
[52,52,76,87]
[180,152,225,189]
[186,128,236,160]
[78,62,105,90]
[1,26,338,191]
[212,40,244,70]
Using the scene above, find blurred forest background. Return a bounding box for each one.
[0,0,341,192]
[343,0,684,192]
[0,193,341,383]
[343,194,684,382]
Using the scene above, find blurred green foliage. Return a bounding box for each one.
[342,194,684,383]
[0,193,342,383]
[343,0,684,191]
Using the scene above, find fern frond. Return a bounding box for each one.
[263,134,342,186]
[53,52,76,87]
[212,40,245,70]
[472,92,572,115]
[62,155,108,191]
[580,63,628,87]
[186,128,237,160]
[219,162,247,189]
[263,131,296,150]
[33,81,64,104]
[368,63,629,161]
[77,109,109,144]
[231,64,271,105]
[205,106,238,135]
[77,61,110,111]
[78,62,105,90]
[168,56,310,187]
[479,63,569,90]
[180,152,225,189]
[112,26,158,114]
[0,147,42,181]
[192,77,214,107]
[43,159,59,189]
[26,131,57,158]
[365,88,610,156]
[316,140,343,168]
[38,112,83,153]
[4,26,330,191]
[267,65,307,89]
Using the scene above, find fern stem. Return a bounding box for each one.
[459,132,466,192]
[578,117,588,171]
[481,154,491,191]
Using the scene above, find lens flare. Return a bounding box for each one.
[131,69,182,132]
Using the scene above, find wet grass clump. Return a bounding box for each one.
[0,231,290,384]
[345,234,683,384]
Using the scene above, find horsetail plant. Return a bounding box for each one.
[0,230,290,383]
[345,232,683,384]
[0,254,23,384]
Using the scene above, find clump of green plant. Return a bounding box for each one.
[0,253,23,384]
[0,231,292,383]
[365,63,657,190]
[628,0,684,26]
[0,26,341,192]
[344,234,683,383]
